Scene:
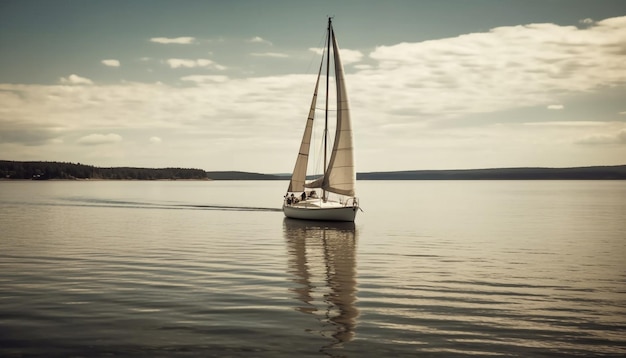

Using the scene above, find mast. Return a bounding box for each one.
[323,17,332,201]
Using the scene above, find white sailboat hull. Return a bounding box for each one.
[283,202,358,222]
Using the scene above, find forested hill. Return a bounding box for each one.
[357,165,626,180]
[0,161,282,180]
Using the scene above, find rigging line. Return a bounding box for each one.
[303,26,330,76]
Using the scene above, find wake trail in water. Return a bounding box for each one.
[178,204,282,212]
[46,197,283,212]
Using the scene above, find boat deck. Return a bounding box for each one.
[286,199,348,210]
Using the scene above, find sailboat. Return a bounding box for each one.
[283,18,360,222]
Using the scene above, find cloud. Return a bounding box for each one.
[309,47,363,65]
[59,74,93,85]
[251,52,289,58]
[354,64,373,70]
[580,18,594,25]
[165,58,226,70]
[101,59,120,67]
[149,136,162,144]
[576,129,626,145]
[248,36,272,45]
[339,49,365,65]
[150,37,196,44]
[181,75,229,83]
[77,133,122,145]
[547,104,564,110]
[364,16,626,119]
[0,74,312,144]
[523,121,605,127]
[0,119,61,146]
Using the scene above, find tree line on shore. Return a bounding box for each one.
[0,160,208,180]
[357,165,626,180]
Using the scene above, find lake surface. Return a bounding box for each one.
[1,180,625,357]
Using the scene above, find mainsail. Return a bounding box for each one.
[323,27,356,196]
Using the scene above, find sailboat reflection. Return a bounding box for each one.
[283,218,359,350]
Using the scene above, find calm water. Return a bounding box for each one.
[1,180,625,357]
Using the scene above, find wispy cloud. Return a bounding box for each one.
[101,59,121,67]
[59,74,93,85]
[251,52,289,58]
[547,104,564,110]
[248,36,272,45]
[576,129,626,145]
[149,136,162,144]
[524,121,605,127]
[150,37,196,44]
[181,75,229,83]
[77,133,122,145]
[309,47,363,65]
[0,119,61,146]
[165,58,226,70]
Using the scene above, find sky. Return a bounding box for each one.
[1,0,626,173]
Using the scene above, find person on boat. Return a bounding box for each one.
[301,192,306,201]
[290,193,297,204]
[285,193,292,205]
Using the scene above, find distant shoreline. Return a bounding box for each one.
[1,160,625,180]
[357,165,626,180]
